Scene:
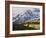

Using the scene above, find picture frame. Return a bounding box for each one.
[5,1,45,37]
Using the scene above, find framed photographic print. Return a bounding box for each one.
[5,1,45,37]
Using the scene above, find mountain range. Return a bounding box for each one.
[13,9,40,24]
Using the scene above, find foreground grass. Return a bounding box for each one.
[13,22,40,30]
